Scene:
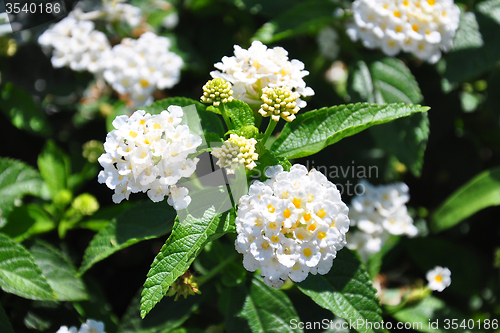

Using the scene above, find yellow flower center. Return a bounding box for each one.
[303,248,312,258]
[317,232,326,239]
[283,209,291,219]
[129,131,138,138]
[317,209,327,219]
[267,205,275,213]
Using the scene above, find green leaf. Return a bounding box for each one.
[144,97,225,138]
[349,57,428,176]
[0,158,43,218]
[140,207,233,318]
[0,303,14,333]
[224,100,255,130]
[271,103,430,159]
[37,140,70,199]
[1,204,55,242]
[31,241,88,301]
[119,292,203,333]
[297,249,385,333]
[79,200,176,275]
[431,167,500,233]
[238,275,302,333]
[0,82,53,137]
[252,146,292,181]
[391,296,479,333]
[0,233,56,300]
[253,0,339,43]
[444,2,500,83]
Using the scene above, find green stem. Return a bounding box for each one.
[260,119,278,147]
[219,103,233,131]
[197,253,238,286]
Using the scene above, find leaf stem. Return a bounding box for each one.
[260,119,278,147]
[197,253,238,286]
[219,104,233,132]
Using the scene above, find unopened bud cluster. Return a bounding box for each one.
[259,87,300,122]
[200,78,234,107]
[211,134,258,174]
[166,271,201,301]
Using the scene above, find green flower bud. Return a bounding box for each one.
[82,140,105,163]
[259,86,300,122]
[54,189,73,206]
[72,193,99,215]
[166,270,201,301]
[200,78,234,106]
[0,37,17,57]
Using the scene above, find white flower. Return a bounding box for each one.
[317,26,340,60]
[235,164,350,288]
[56,326,78,333]
[347,0,460,63]
[98,106,202,209]
[426,266,451,292]
[211,41,314,106]
[79,319,106,333]
[102,0,142,27]
[38,14,110,73]
[211,134,258,174]
[347,180,416,260]
[101,32,183,106]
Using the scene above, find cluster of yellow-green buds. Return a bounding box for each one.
[200,78,234,107]
[258,86,300,122]
[0,37,17,57]
[72,193,100,216]
[211,134,258,174]
[166,271,201,301]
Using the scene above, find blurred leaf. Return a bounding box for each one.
[79,200,176,275]
[297,249,385,333]
[238,275,302,333]
[431,167,500,232]
[119,291,203,333]
[0,303,14,333]
[392,296,480,333]
[444,2,500,83]
[31,241,88,301]
[405,238,485,297]
[271,103,430,159]
[366,236,400,279]
[350,57,423,104]
[253,0,339,43]
[140,207,234,318]
[370,113,429,177]
[0,158,43,218]
[1,204,55,242]
[349,57,428,176]
[37,140,70,199]
[0,233,56,300]
[0,82,52,137]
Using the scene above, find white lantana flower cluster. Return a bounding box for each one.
[97,107,202,209]
[347,0,460,63]
[101,32,184,106]
[102,0,142,27]
[211,134,258,174]
[38,15,110,73]
[426,266,451,292]
[347,180,417,261]
[57,319,106,333]
[235,165,350,288]
[211,41,314,107]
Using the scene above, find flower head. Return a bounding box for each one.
[211,134,258,174]
[426,266,451,292]
[259,86,301,122]
[347,0,460,63]
[347,180,416,261]
[200,78,234,106]
[211,41,314,106]
[235,164,350,288]
[98,106,202,208]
